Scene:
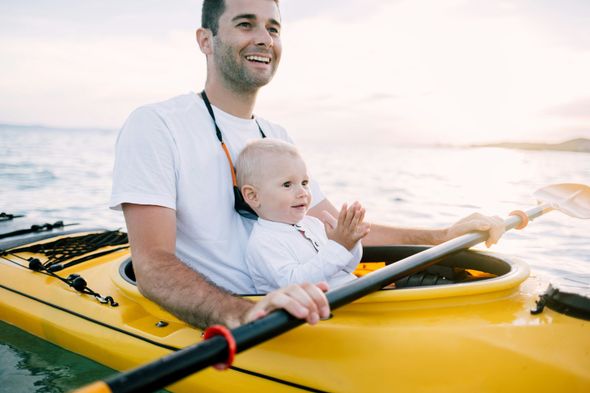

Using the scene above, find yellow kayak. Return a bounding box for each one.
[1,227,589,392]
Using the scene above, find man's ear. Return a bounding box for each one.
[241,184,259,208]
[196,27,213,55]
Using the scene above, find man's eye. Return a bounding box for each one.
[268,27,280,35]
[237,22,252,28]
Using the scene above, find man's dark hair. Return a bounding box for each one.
[201,0,226,36]
[201,0,279,36]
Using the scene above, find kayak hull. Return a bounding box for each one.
[1,230,589,392]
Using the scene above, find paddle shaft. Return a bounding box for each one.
[329,203,550,308]
[0,221,77,240]
[88,204,549,393]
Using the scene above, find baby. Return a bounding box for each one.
[236,139,370,294]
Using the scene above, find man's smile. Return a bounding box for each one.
[245,55,271,64]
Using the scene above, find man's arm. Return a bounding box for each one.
[123,204,330,329]
[308,199,504,247]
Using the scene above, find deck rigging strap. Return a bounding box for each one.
[6,230,129,267]
[1,230,129,307]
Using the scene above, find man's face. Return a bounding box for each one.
[212,0,282,92]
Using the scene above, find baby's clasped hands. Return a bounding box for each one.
[322,202,371,250]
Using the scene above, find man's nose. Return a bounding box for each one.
[254,27,273,48]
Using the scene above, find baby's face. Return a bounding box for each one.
[255,154,312,224]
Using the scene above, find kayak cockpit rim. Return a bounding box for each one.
[117,245,531,299]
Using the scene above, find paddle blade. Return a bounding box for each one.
[533,183,590,219]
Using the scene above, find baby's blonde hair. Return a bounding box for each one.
[236,139,301,188]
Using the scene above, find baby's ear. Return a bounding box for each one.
[241,185,259,207]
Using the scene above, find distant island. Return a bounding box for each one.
[472,138,590,153]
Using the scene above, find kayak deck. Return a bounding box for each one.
[1,229,589,392]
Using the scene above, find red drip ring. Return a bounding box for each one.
[509,210,529,230]
[203,325,236,370]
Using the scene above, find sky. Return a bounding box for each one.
[1,0,589,145]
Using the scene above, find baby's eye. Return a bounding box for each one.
[302,180,309,187]
[282,181,291,188]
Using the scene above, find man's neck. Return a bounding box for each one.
[203,81,258,119]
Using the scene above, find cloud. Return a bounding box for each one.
[1,0,589,144]
[362,93,399,103]
[0,31,203,128]
[280,0,391,23]
[259,0,590,144]
[452,0,590,50]
[544,97,590,120]
[0,0,201,37]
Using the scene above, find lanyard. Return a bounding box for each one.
[200,91,266,187]
[200,90,264,220]
[200,90,266,144]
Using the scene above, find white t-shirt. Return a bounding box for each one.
[109,92,325,294]
[246,216,361,294]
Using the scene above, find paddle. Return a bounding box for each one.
[75,183,590,393]
[0,220,78,240]
[0,212,25,221]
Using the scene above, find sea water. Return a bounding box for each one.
[1,126,589,392]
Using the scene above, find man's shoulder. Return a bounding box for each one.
[137,92,201,117]
[119,92,207,142]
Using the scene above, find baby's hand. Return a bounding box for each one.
[323,202,370,250]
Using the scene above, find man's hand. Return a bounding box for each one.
[124,204,333,330]
[445,212,505,247]
[243,282,331,326]
[322,202,371,250]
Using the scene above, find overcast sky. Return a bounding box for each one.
[1,0,589,144]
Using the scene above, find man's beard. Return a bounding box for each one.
[213,37,277,93]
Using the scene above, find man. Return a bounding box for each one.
[110,0,504,329]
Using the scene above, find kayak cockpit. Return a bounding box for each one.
[117,245,528,297]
